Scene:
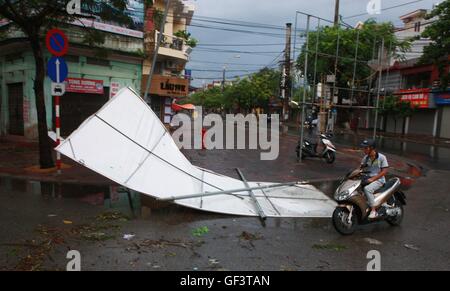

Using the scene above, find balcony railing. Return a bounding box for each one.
[155,31,192,60]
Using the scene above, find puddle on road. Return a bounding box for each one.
[0,174,410,230]
[0,177,338,233]
[0,176,227,224]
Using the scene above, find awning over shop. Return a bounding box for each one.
[172,102,195,112]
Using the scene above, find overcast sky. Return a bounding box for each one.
[185,0,439,87]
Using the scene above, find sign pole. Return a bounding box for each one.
[55,95,62,174]
[46,28,69,175]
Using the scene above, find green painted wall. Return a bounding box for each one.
[0,51,142,139]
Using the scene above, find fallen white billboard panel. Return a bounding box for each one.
[56,87,336,218]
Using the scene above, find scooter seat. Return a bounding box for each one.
[374,178,399,194]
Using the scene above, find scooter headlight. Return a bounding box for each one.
[334,182,360,201]
[334,190,350,201]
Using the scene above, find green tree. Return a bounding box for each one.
[187,68,281,113]
[227,68,280,112]
[174,30,198,48]
[420,0,450,89]
[0,0,135,169]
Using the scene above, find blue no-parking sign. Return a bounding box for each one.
[46,29,69,57]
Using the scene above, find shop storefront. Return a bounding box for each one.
[58,78,108,136]
[434,89,450,139]
[142,74,189,124]
[0,50,142,139]
[392,88,438,136]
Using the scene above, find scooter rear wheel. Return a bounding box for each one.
[386,204,404,226]
[332,207,357,235]
[325,151,336,164]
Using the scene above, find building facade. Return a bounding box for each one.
[0,9,144,139]
[375,8,450,139]
[142,0,194,125]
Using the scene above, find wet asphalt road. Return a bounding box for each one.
[0,135,449,271]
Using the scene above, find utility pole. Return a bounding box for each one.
[222,67,226,93]
[143,0,171,105]
[334,0,340,27]
[373,38,385,140]
[283,23,292,124]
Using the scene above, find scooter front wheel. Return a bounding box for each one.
[332,207,357,235]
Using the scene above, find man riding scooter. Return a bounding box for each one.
[360,139,389,219]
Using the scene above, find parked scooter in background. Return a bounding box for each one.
[296,133,337,164]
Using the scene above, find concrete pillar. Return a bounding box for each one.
[432,109,439,138]
[404,116,410,135]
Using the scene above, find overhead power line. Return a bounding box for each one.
[162,12,286,30]
[189,60,276,66]
[188,23,290,38]
[192,18,286,31]
[197,43,284,47]
[195,47,284,54]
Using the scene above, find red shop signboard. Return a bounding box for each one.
[65,78,104,95]
[396,88,431,109]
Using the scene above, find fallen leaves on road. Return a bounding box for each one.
[4,211,129,271]
[312,243,347,251]
[238,231,263,249]
[192,226,209,237]
[96,211,129,222]
[11,225,66,271]
[139,239,197,249]
[70,223,120,242]
[239,231,263,241]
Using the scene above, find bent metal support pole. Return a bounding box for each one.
[158,181,301,202]
[236,168,267,221]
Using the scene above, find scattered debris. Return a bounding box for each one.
[96,211,129,222]
[363,238,383,245]
[312,243,347,251]
[123,234,136,241]
[166,252,177,257]
[404,244,420,251]
[209,259,220,266]
[192,226,210,237]
[140,239,190,249]
[239,231,263,241]
[12,225,65,271]
[71,224,118,242]
[280,265,297,271]
[81,232,114,242]
[238,231,263,249]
